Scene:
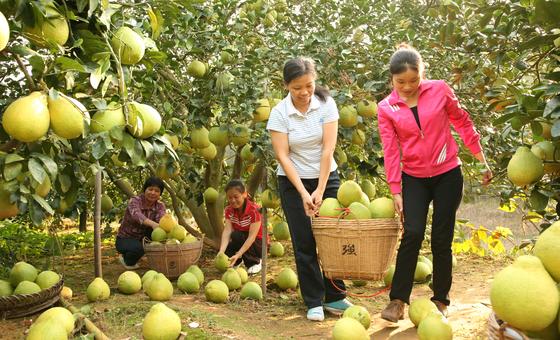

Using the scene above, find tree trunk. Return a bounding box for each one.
[79,207,87,232]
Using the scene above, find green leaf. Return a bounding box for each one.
[552,120,560,138]
[55,57,87,72]
[29,201,45,226]
[32,194,54,215]
[76,0,89,12]
[3,163,22,181]
[122,133,135,158]
[131,140,146,167]
[140,140,154,159]
[28,158,46,184]
[88,0,99,18]
[4,154,25,164]
[31,153,58,178]
[92,138,108,160]
[29,55,45,75]
[58,174,72,193]
[544,96,560,117]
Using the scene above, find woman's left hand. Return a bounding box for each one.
[229,253,241,267]
[481,166,493,186]
[310,189,324,212]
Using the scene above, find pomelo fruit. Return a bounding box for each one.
[127,102,161,138]
[418,255,433,272]
[35,176,51,198]
[186,265,204,285]
[231,124,250,146]
[339,106,358,128]
[23,6,69,47]
[208,126,229,146]
[417,311,453,340]
[205,279,229,303]
[507,146,544,187]
[270,242,284,257]
[90,102,125,133]
[351,129,366,145]
[2,92,50,142]
[86,277,110,302]
[408,297,439,327]
[169,225,187,242]
[337,181,363,207]
[0,279,13,296]
[111,26,145,65]
[9,261,38,286]
[344,202,371,220]
[414,262,431,282]
[151,227,167,242]
[0,182,18,219]
[273,221,290,240]
[236,267,249,284]
[144,273,173,301]
[177,271,199,294]
[14,280,41,295]
[533,221,560,282]
[47,93,89,139]
[26,320,67,340]
[35,270,60,289]
[142,303,182,340]
[318,197,343,217]
[60,286,72,299]
[369,197,395,218]
[158,213,177,232]
[214,252,230,272]
[253,98,271,122]
[240,281,263,300]
[384,265,395,287]
[361,179,376,200]
[117,271,142,294]
[190,127,210,148]
[197,143,217,160]
[332,317,369,340]
[261,189,280,209]
[0,11,9,51]
[276,268,298,290]
[36,307,74,334]
[343,305,371,329]
[357,99,377,118]
[222,268,242,291]
[187,60,207,78]
[101,194,113,213]
[203,187,219,204]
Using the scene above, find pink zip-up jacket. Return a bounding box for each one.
[378,80,482,194]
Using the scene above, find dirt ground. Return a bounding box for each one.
[0,197,524,339]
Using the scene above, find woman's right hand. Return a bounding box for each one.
[393,193,404,223]
[301,192,317,217]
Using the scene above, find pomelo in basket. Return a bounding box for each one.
[14,281,41,295]
[10,261,38,286]
[158,213,177,232]
[319,197,342,217]
[337,181,363,207]
[344,202,371,220]
[368,197,395,218]
[0,279,13,296]
[35,270,60,289]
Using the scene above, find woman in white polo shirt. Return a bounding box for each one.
[267,57,352,321]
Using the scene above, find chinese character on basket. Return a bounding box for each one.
[342,244,357,255]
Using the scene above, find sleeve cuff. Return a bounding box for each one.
[467,141,482,155]
[390,182,402,195]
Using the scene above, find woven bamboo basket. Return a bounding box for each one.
[487,312,530,340]
[0,276,63,319]
[311,217,401,280]
[143,237,203,279]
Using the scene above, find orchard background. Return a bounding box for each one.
[0,0,559,339]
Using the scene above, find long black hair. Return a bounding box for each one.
[283,57,330,102]
[388,43,424,76]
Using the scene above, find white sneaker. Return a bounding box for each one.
[119,255,139,270]
[247,261,262,274]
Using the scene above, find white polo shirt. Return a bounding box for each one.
[266,93,339,179]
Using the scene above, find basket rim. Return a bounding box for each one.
[0,276,63,318]
[142,235,204,253]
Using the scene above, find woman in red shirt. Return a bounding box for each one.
[219,179,265,274]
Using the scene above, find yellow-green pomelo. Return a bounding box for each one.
[35,270,60,289]
[0,183,18,219]
[205,279,229,303]
[47,93,89,139]
[343,305,371,329]
[186,265,204,285]
[169,225,186,242]
[231,124,250,146]
[383,265,395,287]
[127,102,161,138]
[531,141,559,161]
[117,271,142,294]
[26,320,68,340]
[408,297,439,327]
[490,255,559,331]
[187,60,207,78]
[533,221,560,282]
[332,317,369,340]
[418,255,433,272]
[145,273,173,301]
[368,197,395,218]
[177,272,199,294]
[151,227,167,242]
[417,311,453,340]
[101,194,113,213]
[273,221,290,241]
[276,268,298,290]
[142,270,158,290]
[318,197,343,217]
[240,281,263,300]
[507,146,544,187]
[10,261,38,286]
[414,262,431,282]
[344,202,371,220]
[190,127,210,149]
[35,176,51,197]
[2,92,50,142]
[339,105,358,128]
[236,267,248,284]
[163,134,179,149]
[208,126,229,146]
[270,241,284,257]
[356,99,377,118]
[360,192,369,207]
[253,98,271,122]
[158,213,177,232]
[86,277,110,302]
[23,6,69,47]
[222,268,242,291]
[0,279,13,296]
[36,307,74,334]
[214,252,230,272]
[142,302,182,340]
[204,187,219,204]
[0,11,9,51]
[90,103,125,133]
[261,189,280,209]
[111,27,145,65]
[337,181,363,207]
[525,317,560,340]
[361,179,376,200]
[197,143,217,160]
[351,129,366,145]
[14,280,41,295]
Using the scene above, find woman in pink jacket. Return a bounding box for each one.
[378,44,492,323]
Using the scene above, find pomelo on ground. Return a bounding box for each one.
[35,270,60,289]
[36,307,74,334]
[369,197,395,218]
[343,305,371,329]
[60,286,72,299]
[14,281,41,295]
[408,297,439,327]
[111,27,145,65]
[236,267,249,284]
[490,255,559,331]
[240,281,263,300]
[26,320,67,340]
[337,181,363,207]
[332,317,369,340]
[205,279,229,303]
[142,270,158,290]
[417,311,453,340]
[177,272,200,294]
[384,265,396,287]
[2,92,50,142]
[273,221,290,240]
[144,273,173,301]
[417,255,433,272]
[533,221,560,282]
[117,271,142,294]
[222,268,242,291]
[9,261,38,286]
[214,253,230,272]
[142,303,182,340]
[47,93,89,139]
[86,277,110,302]
[186,265,204,285]
[270,242,284,257]
[414,262,431,282]
[276,268,298,290]
[318,197,343,217]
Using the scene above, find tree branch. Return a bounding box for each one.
[7,50,36,92]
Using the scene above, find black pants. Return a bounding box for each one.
[278,170,346,309]
[116,236,145,266]
[225,230,263,267]
[389,166,463,305]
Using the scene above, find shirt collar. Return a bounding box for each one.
[388,80,433,105]
[139,194,158,210]
[287,93,321,116]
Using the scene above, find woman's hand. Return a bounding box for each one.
[301,192,317,217]
[310,189,324,211]
[229,252,241,267]
[393,193,404,223]
[474,151,492,186]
